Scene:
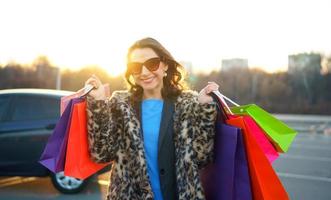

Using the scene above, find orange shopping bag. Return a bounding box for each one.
[64,98,109,180]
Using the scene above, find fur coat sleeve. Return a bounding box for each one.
[86,91,126,163]
[175,90,217,169]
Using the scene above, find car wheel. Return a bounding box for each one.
[50,171,89,194]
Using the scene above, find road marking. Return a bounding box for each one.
[0,177,21,184]
[277,172,331,183]
[294,138,331,143]
[281,154,331,162]
[97,180,109,186]
[290,144,331,151]
[0,177,37,188]
[295,135,331,140]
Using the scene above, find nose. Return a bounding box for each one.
[140,65,150,75]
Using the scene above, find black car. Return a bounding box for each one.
[0,88,92,194]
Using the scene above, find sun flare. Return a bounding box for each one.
[0,0,330,74]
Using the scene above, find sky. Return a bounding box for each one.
[0,0,330,76]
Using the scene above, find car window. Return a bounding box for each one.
[0,96,11,121]
[12,95,60,121]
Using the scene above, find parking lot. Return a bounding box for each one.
[274,133,331,200]
[0,172,110,200]
[1,116,331,200]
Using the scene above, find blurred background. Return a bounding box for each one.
[1,0,330,115]
[0,0,330,199]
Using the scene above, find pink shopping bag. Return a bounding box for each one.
[242,116,279,163]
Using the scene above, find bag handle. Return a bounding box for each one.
[210,92,229,122]
[76,84,95,98]
[211,91,233,115]
[215,91,240,107]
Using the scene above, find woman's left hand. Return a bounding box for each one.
[198,82,219,104]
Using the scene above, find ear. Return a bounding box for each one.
[162,63,169,71]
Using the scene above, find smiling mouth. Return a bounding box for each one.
[140,77,155,83]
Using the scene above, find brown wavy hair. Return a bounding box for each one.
[125,37,187,102]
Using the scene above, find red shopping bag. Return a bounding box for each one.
[64,98,109,180]
[226,115,289,200]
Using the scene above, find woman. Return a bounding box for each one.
[85,37,219,200]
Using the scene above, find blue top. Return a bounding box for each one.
[142,99,164,200]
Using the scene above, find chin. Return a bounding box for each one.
[141,83,158,91]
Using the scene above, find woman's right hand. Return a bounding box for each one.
[85,75,107,100]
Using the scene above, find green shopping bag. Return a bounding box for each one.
[230,104,297,153]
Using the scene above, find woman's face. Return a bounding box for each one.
[128,48,168,95]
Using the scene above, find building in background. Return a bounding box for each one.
[288,53,322,105]
[221,58,248,71]
[288,53,322,74]
[324,56,331,74]
[179,61,193,75]
[34,56,60,89]
[179,61,197,84]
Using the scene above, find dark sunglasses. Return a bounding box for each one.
[127,57,162,75]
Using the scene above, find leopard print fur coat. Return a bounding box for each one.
[86,90,217,200]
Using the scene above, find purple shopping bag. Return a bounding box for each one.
[200,94,252,200]
[200,122,252,200]
[39,98,84,172]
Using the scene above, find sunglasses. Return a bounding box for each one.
[127,57,162,75]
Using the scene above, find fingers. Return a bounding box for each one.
[205,81,219,94]
[85,74,102,89]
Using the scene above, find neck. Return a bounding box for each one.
[143,89,162,99]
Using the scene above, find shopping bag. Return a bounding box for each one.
[200,93,252,200]
[200,123,252,200]
[230,104,297,153]
[39,99,75,173]
[212,91,279,162]
[240,116,279,163]
[60,84,110,115]
[64,98,109,180]
[226,115,289,200]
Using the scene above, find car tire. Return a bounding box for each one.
[50,171,89,194]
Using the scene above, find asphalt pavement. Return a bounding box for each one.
[0,115,331,200]
[273,133,331,200]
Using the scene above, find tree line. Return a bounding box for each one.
[192,68,330,115]
[0,56,330,115]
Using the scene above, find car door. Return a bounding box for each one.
[0,94,16,175]
[0,94,60,176]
